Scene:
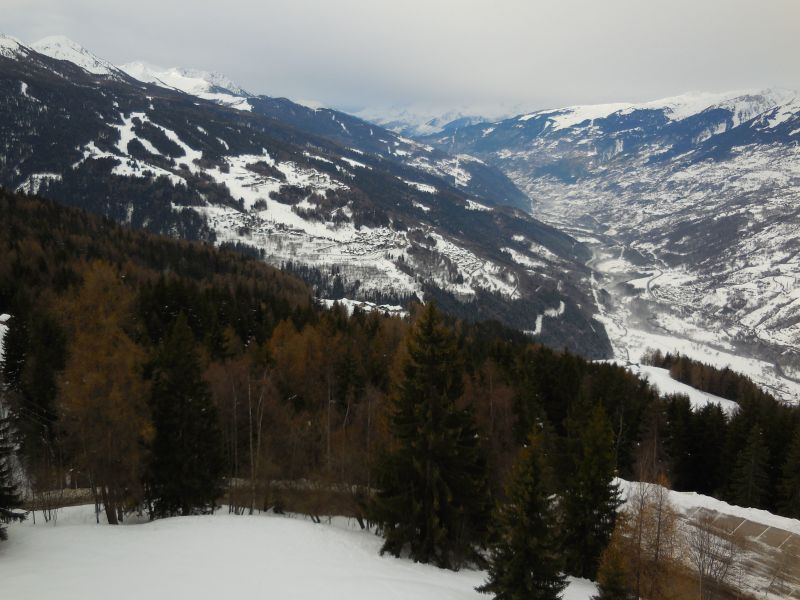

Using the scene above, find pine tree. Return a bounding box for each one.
[730,425,770,509]
[561,403,622,580]
[478,432,566,600]
[147,314,224,517]
[690,403,727,496]
[778,427,800,518]
[372,303,491,570]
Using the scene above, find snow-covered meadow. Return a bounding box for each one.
[0,507,597,600]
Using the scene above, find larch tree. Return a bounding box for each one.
[620,477,681,600]
[687,514,740,600]
[372,303,491,570]
[58,262,153,525]
[593,517,632,600]
[478,432,566,600]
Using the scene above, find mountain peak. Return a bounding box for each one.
[0,33,27,59]
[120,62,249,97]
[31,35,120,76]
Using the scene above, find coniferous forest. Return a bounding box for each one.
[1,189,799,594]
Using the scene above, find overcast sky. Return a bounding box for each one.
[4,0,799,114]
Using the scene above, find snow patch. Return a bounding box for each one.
[465,199,490,211]
[16,173,62,194]
[525,301,566,336]
[318,298,408,317]
[404,180,437,194]
[0,313,9,363]
[340,157,370,170]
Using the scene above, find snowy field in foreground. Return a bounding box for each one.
[0,506,597,600]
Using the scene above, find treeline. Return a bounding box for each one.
[0,191,798,587]
[643,349,775,405]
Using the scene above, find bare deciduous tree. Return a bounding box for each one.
[686,513,740,600]
[622,476,681,600]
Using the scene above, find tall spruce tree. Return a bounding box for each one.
[372,303,491,570]
[730,425,770,509]
[0,411,24,540]
[561,403,622,580]
[778,427,800,518]
[147,314,224,517]
[478,432,566,600]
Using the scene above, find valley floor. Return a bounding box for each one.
[586,241,800,404]
[0,506,597,600]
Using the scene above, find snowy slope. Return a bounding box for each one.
[618,478,800,599]
[609,362,739,414]
[5,35,531,211]
[0,506,597,600]
[618,479,800,537]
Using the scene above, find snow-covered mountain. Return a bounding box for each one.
[352,104,517,138]
[119,61,253,111]
[0,34,609,356]
[425,89,800,401]
[31,35,124,77]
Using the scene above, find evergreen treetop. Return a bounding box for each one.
[561,402,622,580]
[147,313,225,518]
[478,431,566,600]
[372,303,491,570]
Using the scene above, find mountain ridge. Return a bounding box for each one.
[0,33,610,357]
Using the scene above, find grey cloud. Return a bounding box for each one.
[3,0,799,112]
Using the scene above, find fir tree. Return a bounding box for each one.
[372,303,491,570]
[778,427,800,518]
[730,425,770,509]
[478,432,566,600]
[561,403,622,580]
[0,411,24,540]
[147,314,224,518]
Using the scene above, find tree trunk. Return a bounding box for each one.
[101,485,119,525]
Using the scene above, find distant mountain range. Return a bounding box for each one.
[7,32,799,375]
[422,88,800,400]
[350,104,515,138]
[0,34,610,357]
